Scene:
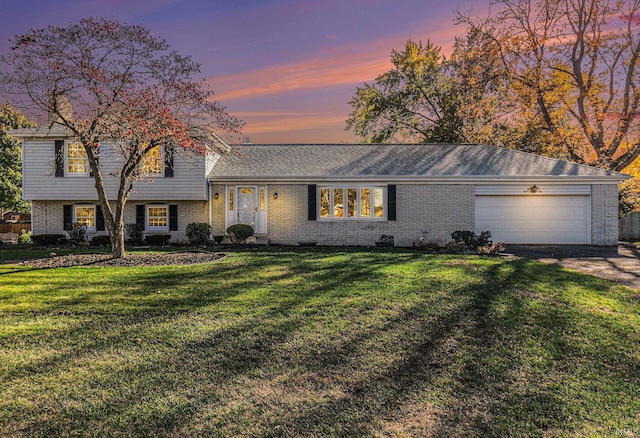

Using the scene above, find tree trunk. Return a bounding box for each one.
[111,227,126,259]
[106,213,127,259]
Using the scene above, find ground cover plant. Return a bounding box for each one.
[0,248,638,437]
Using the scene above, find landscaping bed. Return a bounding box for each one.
[15,250,225,268]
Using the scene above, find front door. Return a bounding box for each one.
[237,186,257,229]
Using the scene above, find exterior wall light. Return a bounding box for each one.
[525,184,541,193]
[214,192,219,200]
[273,192,278,200]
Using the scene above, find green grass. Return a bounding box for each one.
[0,248,639,437]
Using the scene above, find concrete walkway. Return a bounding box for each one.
[508,244,640,290]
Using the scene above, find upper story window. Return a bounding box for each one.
[141,145,163,175]
[318,185,386,220]
[66,141,88,176]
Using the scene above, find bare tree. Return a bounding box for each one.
[459,0,640,171]
[0,17,243,257]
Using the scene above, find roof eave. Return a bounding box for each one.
[208,174,630,184]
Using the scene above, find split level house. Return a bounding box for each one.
[10,126,629,246]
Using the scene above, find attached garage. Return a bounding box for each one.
[475,193,591,244]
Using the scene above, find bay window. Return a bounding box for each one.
[318,185,386,220]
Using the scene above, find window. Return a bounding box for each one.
[228,187,234,211]
[318,185,386,220]
[74,205,96,230]
[66,141,88,176]
[146,205,168,231]
[141,145,163,175]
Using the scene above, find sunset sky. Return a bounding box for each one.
[0,0,485,143]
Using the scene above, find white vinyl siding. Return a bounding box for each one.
[475,195,591,244]
[22,140,208,200]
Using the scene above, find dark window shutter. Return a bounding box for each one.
[169,204,178,231]
[388,185,396,221]
[164,148,174,178]
[63,204,72,230]
[136,205,145,228]
[96,205,105,231]
[55,140,65,177]
[308,184,317,221]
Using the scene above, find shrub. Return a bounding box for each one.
[91,235,112,247]
[451,230,492,250]
[477,242,507,255]
[125,223,145,245]
[375,234,394,247]
[145,234,171,246]
[68,222,87,243]
[226,224,254,244]
[186,222,212,245]
[32,234,68,246]
[18,230,32,245]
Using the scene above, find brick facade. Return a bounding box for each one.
[591,184,619,246]
[32,183,620,247]
[211,184,475,247]
[31,200,208,243]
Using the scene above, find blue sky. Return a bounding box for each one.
[0,0,484,143]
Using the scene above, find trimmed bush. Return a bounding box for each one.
[32,234,68,246]
[17,230,32,245]
[186,222,212,245]
[90,235,112,247]
[68,222,87,243]
[375,234,394,247]
[451,230,492,250]
[125,223,145,245]
[145,234,171,246]
[226,224,254,244]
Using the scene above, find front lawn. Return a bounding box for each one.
[0,248,638,437]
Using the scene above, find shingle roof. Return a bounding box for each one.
[208,144,627,181]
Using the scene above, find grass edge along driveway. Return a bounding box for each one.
[0,248,638,437]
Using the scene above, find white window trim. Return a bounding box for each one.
[146,204,169,232]
[317,185,387,221]
[141,145,165,177]
[73,204,96,232]
[65,140,89,177]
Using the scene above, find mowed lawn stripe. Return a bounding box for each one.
[0,248,638,437]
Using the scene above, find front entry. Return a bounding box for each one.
[237,186,257,229]
[225,185,267,234]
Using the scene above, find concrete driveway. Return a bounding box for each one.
[508,244,640,290]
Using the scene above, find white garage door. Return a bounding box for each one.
[475,195,590,244]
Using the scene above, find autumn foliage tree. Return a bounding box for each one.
[458,0,640,171]
[0,18,243,257]
[346,40,465,143]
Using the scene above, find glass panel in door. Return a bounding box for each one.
[237,187,256,228]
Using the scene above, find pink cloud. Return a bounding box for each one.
[208,25,463,103]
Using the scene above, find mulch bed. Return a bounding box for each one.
[16,251,225,268]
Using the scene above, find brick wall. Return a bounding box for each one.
[31,200,208,242]
[591,184,619,246]
[211,183,474,246]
